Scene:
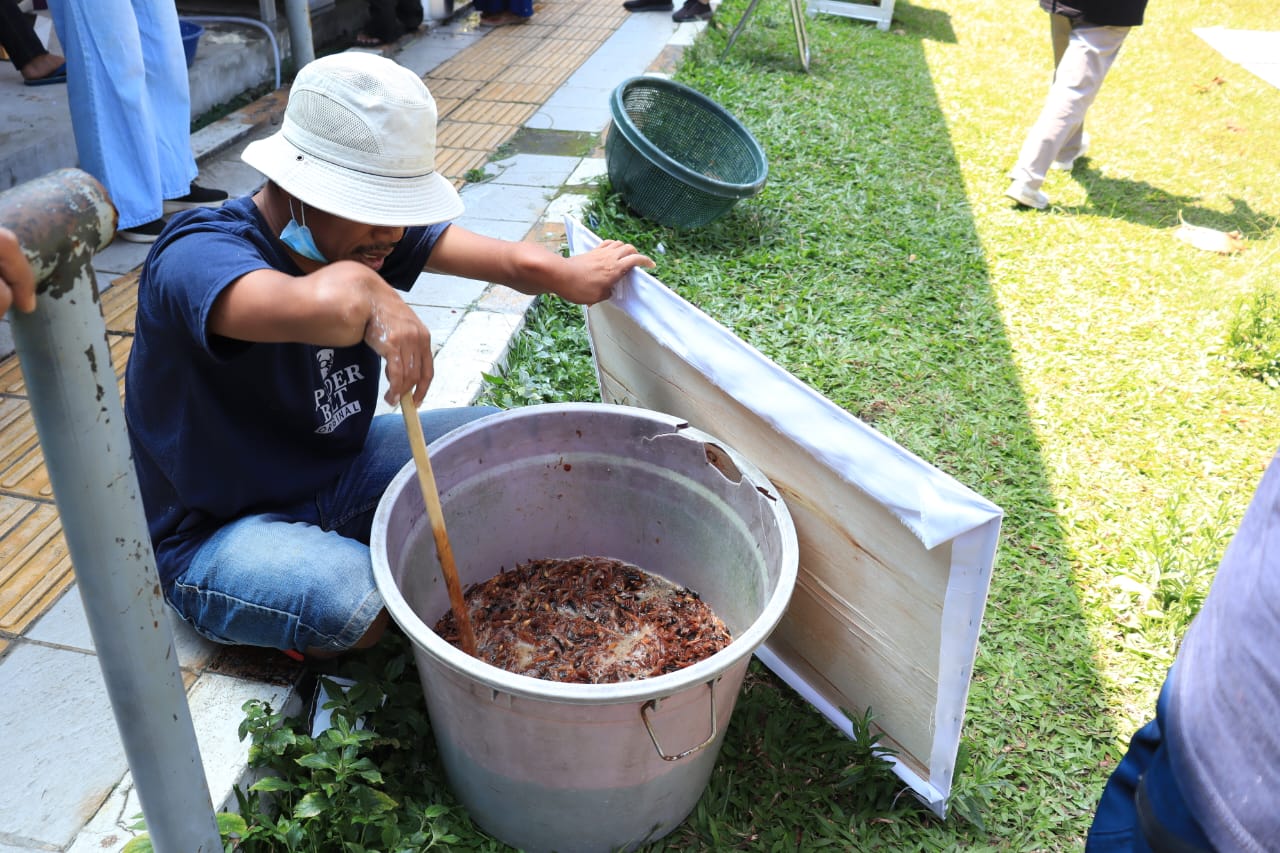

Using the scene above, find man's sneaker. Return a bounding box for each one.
[672,0,712,21]
[1005,180,1048,210]
[117,217,166,243]
[624,0,674,10]
[163,182,229,213]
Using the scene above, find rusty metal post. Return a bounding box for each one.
[0,169,222,852]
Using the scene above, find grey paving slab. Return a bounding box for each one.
[477,284,538,316]
[567,157,610,187]
[456,181,557,224]
[24,587,94,651]
[0,75,75,192]
[91,240,153,277]
[537,81,618,114]
[423,309,526,407]
[185,674,297,810]
[451,215,537,242]
[396,26,486,76]
[531,15,693,133]
[27,585,220,672]
[69,674,297,852]
[0,643,127,849]
[527,100,615,134]
[544,191,594,224]
[413,303,467,348]
[564,15,685,89]
[406,271,491,308]
[94,269,120,295]
[197,151,272,201]
[482,153,580,189]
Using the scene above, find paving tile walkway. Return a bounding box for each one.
[0,2,700,848]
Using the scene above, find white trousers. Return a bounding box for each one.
[1010,15,1130,189]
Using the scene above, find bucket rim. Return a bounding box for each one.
[371,402,799,705]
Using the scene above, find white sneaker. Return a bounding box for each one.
[1005,180,1048,210]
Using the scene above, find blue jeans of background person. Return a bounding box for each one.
[48,0,196,229]
[473,0,534,18]
[1086,666,1215,852]
[168,407,498,654]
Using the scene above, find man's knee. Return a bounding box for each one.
[307,608,390,657]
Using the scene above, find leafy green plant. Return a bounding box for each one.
[224,644,474,852]
[477,295,600,407]
[1225,286,1280,387]
[122,812,248,853]
[118,636,475,852]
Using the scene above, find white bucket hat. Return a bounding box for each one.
[242,52,464,227]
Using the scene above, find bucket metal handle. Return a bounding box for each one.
[641,680,718,762]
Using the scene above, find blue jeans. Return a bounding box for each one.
[473,0,534,17]
[168,407,498,654]
[48,0,196,228]
[1086,666,1215,852]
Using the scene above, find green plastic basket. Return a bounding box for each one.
[606,76,768,229]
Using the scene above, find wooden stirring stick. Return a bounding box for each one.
[400,392,478,656]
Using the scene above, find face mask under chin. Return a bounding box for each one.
[280,199,329,263]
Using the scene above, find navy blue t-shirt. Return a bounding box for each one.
[124,196,449,588]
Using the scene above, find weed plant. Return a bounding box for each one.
[217,0,1277,848]
[1225,286,1280,387]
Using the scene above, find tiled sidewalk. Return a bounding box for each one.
[0,3,701,849]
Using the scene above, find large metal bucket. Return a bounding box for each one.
[371,403,798,852]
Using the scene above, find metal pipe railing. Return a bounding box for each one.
[0,169,222,853]
[284,0,316,67]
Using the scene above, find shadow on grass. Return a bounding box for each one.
[1069,161,1277,237]
[573,1,1123,848]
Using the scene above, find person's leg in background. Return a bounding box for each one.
[395,0,423,35]
[358,0,403,45]
[0,0,64,82]
[49,0,167,232]
[1049,12,1088,168]
[1006,20,1128,208]
[473,0,532,26]
[131,0,199,205]
[49,0,222,239]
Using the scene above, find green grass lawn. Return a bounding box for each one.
[488,0,1278,847]
[226,1,1278,849]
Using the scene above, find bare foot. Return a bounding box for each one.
[20,52,65,82]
